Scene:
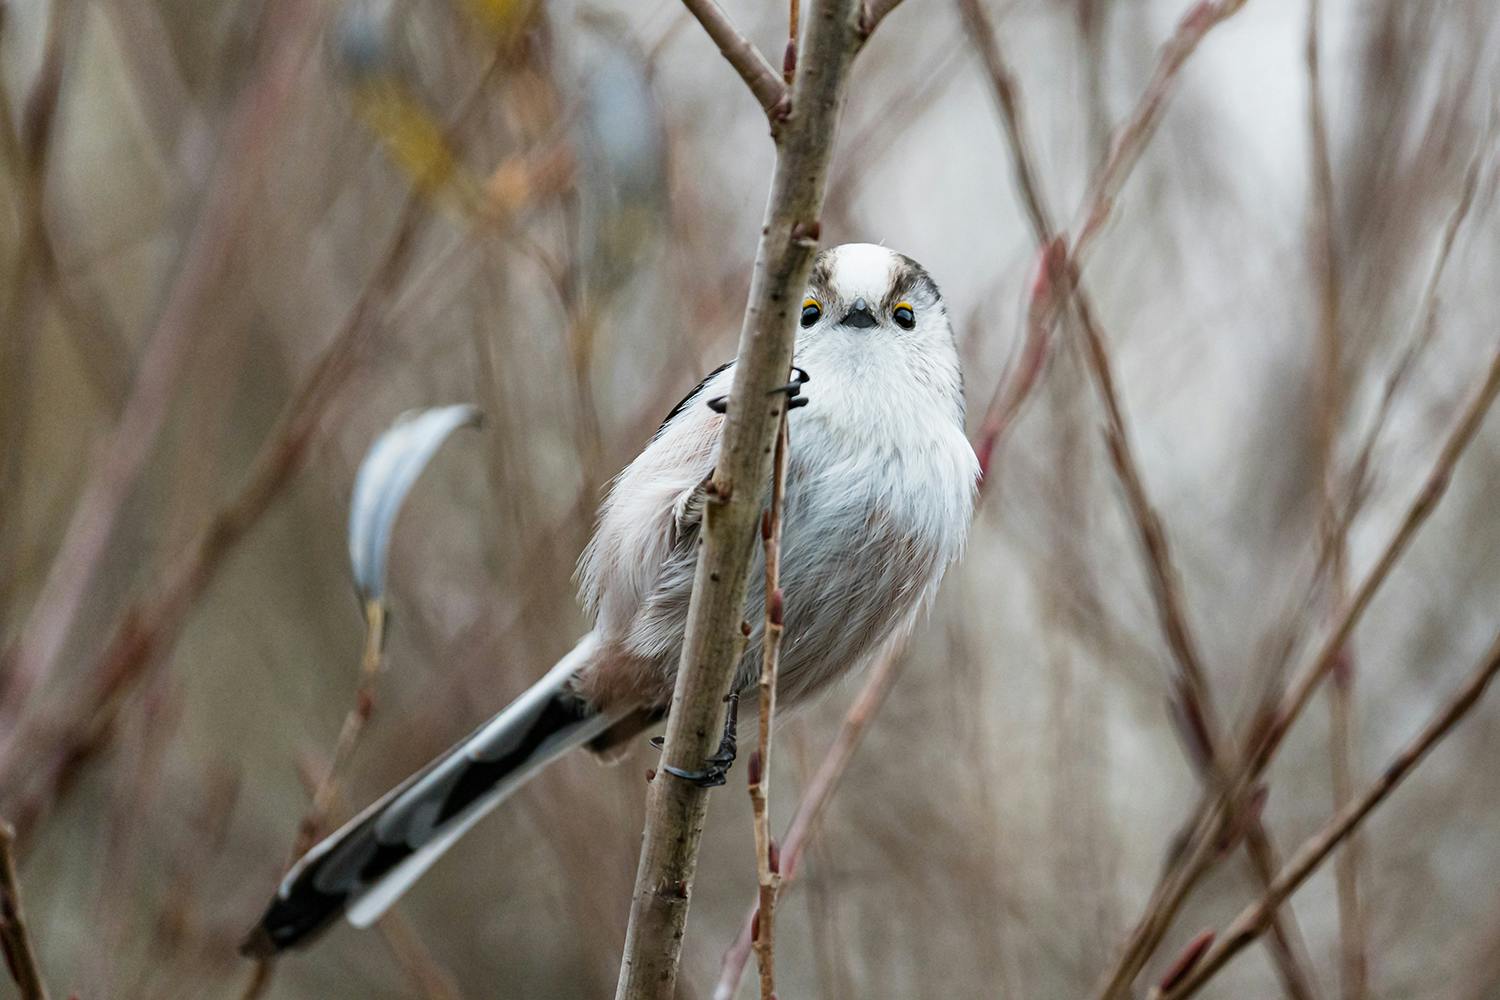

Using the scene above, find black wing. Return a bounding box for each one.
[654,360,733,438]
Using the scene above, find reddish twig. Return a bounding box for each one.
[748,410,791,998]
[1071,0,1249,264]
[974,238,1065,485]
[1127,337,1500,1000]
[713,645,907,1000]
[785,0,800,84]
[0,821,48,1000]
[1162,628,1500,999]
[960,0,1319,993]
[1257,343,1500,771]
[678,0,789,118]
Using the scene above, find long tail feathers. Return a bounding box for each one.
[242,639,618,956]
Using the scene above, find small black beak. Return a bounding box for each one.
[842,298,878,329]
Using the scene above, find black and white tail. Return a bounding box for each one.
[241,638,617,955]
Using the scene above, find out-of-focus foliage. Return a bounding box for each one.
[3,1,1500,998]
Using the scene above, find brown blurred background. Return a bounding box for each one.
[3,0,1500,997]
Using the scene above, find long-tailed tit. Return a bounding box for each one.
[244,243,978,954]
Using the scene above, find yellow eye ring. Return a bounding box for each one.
[893,302,915,329]
[800,298,821,328]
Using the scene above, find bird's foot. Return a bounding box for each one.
[706,367,810,414]
[772,366,811,410]
[654,692,739,788]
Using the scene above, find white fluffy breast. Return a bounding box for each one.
[788,321,977,567]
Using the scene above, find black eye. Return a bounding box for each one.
[800,300,821,328]
[893,303,915,329]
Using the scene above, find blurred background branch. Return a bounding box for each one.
[0,821,49,1000]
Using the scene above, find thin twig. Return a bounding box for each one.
[235,956,273,1000]
[0,821,49,1000]
[713,647,907,1000]
[1338,122,1494,541]
[1304,0,1366,993]
[1072,0,1249,264]
[1257,343,1500,771]
[749,414,790,998]
[1238,124,1494,767]
[785,0,800,83]
[1123,337,1500,1000]
[1160,628,1500,1000]
[678,0,789,118]
[959,1,1319,994]
[974,238,1065,485]
[249,602,460,998]
[955,0,1056,240]
[614,4,866,996]
[296,601,388,858]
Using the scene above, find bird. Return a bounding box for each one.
[242,242,979,955]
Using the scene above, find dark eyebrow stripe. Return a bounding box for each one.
[808,253,834,303]
[883,255,938,312]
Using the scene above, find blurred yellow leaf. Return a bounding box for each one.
[461,0,535,38]
[352,80,457,196]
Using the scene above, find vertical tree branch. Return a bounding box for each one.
[613,2,865,996]
[0,821,48,1000]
